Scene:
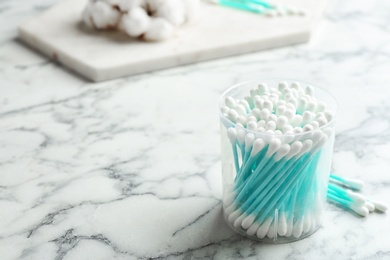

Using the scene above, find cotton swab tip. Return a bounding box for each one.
[350,204,369,217]
[370,200,388,212]
[345,178,365,190]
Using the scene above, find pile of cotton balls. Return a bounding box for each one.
[82,0,199,41]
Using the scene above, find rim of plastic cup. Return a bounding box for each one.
[218,78,338,137]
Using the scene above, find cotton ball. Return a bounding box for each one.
[143,17,175,41]
[157,0,186,26]
[145,0,163,14]
[88,1,121,29]
[121,8,150,37]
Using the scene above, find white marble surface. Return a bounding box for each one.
[1,0,390,259]
[18,0,327,82]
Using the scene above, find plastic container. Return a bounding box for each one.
[219,79,337,243]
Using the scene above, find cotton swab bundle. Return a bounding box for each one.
[326,174,388,215]
[208,0,306,17]
[220,81,335,242]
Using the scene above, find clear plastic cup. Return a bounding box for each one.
[219,79,337,243]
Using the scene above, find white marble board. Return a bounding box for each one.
[18,0,328,82]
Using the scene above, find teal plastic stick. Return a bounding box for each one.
[231,143,240,175]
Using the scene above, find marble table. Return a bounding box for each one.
[1,0,390,259]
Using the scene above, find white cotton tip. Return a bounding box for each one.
[285,141,303,160]
[245,96,254,109]
[346,190,366,204]
[247,221,260,236]
[235,104,247,116]
[350,204,369,217]
[296,139,313,157]
[242,214,256,229]
[227,128,237,144]
[254,98,264,110]
[256,218,273,239]
[317,116,328,127]
[303,124,313,132]
[292,114,303,127]
[251,108,261,120]
[268,114,278,122]
[284,94,294,103]
[236,115,246,126]
[282,124,293,134]
[275,129,283,135]
[310,121,320,129]
[227,109,238,123]
[286,98,298,107]
[284,109,295,122]
[323,127,334,138]
[90,1,121,29]
[297,97,308,114]
[237,129,246,146]
[278,213,288,236]
[282,131,295,144]
[225,96,237,108]
[290,88,298,98]
[263,100,273,112]
[143,18,175,41]
[223,191,236,206]
[370,200,388,212]
[278,81,288,92]
[247,120,257,130]
[251,139,266,156]
[285,218,293,237]
[239,100,251,113]
[276,105,286,116]
[277,100,286,107]
[228,209,242,223]
[303,215,311,233]
[265,121,277,131]
[266,130,275,137]
[305,85,314,96]
[267,221,276,239]
[292,219,304,238]
[276,116,288,130]
[157,0,186,26]
[224,203,236,215]
[290,81,301,91]
[257,120,266,128]
[245,133,255,151]
[364,201,375,213]
[302,111,314,125]
[258,83,268,94]
[293,127,303,134]
[312,133,328,153]
[257,127,266,132]
[121,8,149,37]
[234,214,247,228]
[324,110,334,122]
[235,123,244,130]
[315,112,325,120]
[260,108,271,121]
[220,105,230,115]
[274,144,291,161]
[246,115,257,123]
[316,101,327,113]
[250,88,259,98]
[345,178,365,190]
[266,138,282,157]
[306,100,317,112]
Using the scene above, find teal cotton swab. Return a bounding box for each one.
[329,173,365,190]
